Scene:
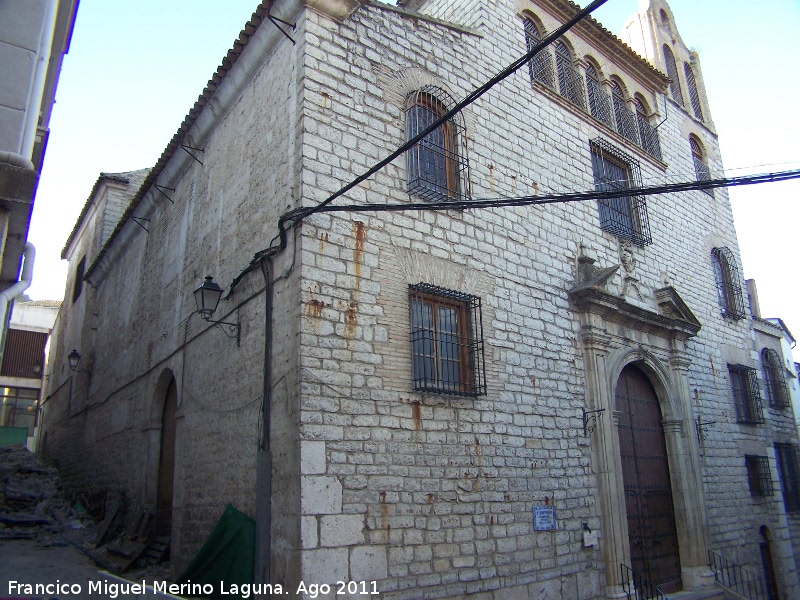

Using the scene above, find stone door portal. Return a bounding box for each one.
[616,364,681,593]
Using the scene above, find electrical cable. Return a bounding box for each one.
[225,0,610,296]
[303,168,800,214]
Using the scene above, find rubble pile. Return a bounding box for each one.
[0,444,165,575]
[0,443,88,542]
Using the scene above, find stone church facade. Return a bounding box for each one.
[41,0,800,598]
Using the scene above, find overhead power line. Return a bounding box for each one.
[226,0,609,296]
[302,168,800,214]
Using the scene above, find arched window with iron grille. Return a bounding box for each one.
[554,41,586,109]
[711,246,746,320]
[762,348,790,408]
[684,62,704,121]
[690,136,713,197]
[663,45,684,106]
[405,86,470,203]
[635,97,662,161]
[523,18,555,89]
[611,80,639,145]
[585,62,613,128]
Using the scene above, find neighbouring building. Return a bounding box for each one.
[41,0,800,598]
[0,299,59,446]
[0,0,79,340]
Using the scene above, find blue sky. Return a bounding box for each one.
[31,0,800,351]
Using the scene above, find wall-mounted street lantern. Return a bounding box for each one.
[193,276,240,345]
[68,349,81,372]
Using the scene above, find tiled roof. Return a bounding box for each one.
[62,168,151,259]
[19,300,62,308]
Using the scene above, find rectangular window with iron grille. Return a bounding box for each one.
[775,443,800,512]
[590,139,652,246]
[745,455,774,497]
[409,283,486,397]
[728,364,764,424]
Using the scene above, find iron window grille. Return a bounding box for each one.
[762,348,790,408]
[745,455,774,497]
[409,283,486,397]
[684,63,704,121]
[590,138,652,246]
[524,20,555,90]
[691,137,713,197]
[585,64,614,129]
[611,82,640,146]
[775,443,800,512]
[555,41,587,110]
[728,364,765,425]
[635,100,663,161]
[663,45,684,107]
[711,247,746,320]
[405,86,471,203]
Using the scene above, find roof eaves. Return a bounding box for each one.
[545,0,669,87]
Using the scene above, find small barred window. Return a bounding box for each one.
[523,19,555,90]
[635,98,662,161]
[711,247,745,319]
[405,87,470,203]
[585,63,614,129]
[690,137,713,197]
[728,364,764,425]
[762,348,790,408]
[409,283,486,397]
[745,455,774,497]
[554,41,586,109]
[610,81,639,145]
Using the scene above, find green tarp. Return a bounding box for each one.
[175,504,255,598]
[0,426,28,446]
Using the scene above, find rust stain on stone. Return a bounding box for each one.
[343,301,358,337]
[318,231,328,253]
[305,299,326,317]
[379,491,388,530]
[353,221,365,281]
[412,401,421,430]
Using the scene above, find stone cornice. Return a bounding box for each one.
[568,286,701,341]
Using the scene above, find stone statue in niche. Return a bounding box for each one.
[619,239,643,301]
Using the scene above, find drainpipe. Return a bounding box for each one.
[255,256,273,587]
[20,0,59,160]
[0,242,36,365]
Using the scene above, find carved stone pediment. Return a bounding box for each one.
[568,284,701,341]
[654,286,701,330]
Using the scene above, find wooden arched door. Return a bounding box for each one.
[155,379,177,543]
[616,364,681,592]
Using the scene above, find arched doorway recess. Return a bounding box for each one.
[155,378,177,547]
